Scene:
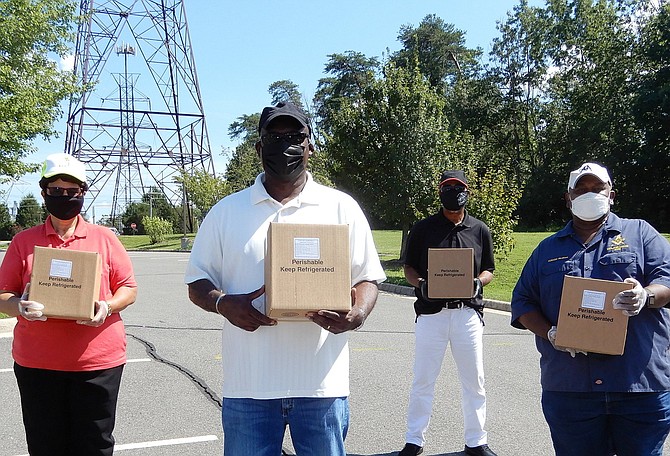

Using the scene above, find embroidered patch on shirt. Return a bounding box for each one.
[608,234,629,252]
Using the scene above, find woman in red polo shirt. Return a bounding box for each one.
[0,153,137,456]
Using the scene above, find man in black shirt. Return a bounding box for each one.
[397,170,497,456]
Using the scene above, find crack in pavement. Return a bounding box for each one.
[126,332,222,409]
[125,330,295,455]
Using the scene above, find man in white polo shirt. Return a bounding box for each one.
[185,101,386,455]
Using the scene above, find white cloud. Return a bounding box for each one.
[60,54,75,72]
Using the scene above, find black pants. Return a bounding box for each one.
[14,362,124,456]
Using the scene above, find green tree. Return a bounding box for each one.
[313,51,379,140]
[226,113,263,193]
[484,1,558,228]
[120,188,178,234]
[538,0,643,226]
[629,3,670,229]
[325,62,456,250]
[482,0,649,229]
[121,202,149,234]
[15,194,43,228]
[484,1,548,171]
[268,80,304,108]
[0,202,13,240]
[0,0,79,179]
[178,169,230,219]
[391,14,480,88]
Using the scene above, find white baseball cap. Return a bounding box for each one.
[40,153,87,184]
[568,162,611,191]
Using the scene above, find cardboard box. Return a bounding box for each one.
[555,276,634,355]
[265,223,351,320]
[29,246,102,320]
[427,248,474,299]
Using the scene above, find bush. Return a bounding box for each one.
[142,216,173,244]
[468,168,522,260]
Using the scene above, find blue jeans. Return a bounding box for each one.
[542,391,670,456]
[222,397,349,456]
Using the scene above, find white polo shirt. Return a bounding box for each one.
[185,173,386,399]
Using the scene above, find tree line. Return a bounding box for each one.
[2,1,669,256]
[197,0,669,257]
[0,188,186,240]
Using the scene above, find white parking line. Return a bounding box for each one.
[0,358,152,373]
[12,435,220,456]
[115,434,219,451]
[16,435,219,456]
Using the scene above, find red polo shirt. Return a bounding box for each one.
[0,215,137,371]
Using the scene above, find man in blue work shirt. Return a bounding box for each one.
[511,162,670,456]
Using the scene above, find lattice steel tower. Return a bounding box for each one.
[65,0,213,230]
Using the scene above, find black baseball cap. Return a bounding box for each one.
[257,101,310,134]
[439,170,468,188]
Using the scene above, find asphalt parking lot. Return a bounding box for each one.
[2,251,668,456]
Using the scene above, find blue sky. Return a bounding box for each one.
[4,0,539,215]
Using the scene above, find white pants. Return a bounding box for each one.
[405,306,488,448]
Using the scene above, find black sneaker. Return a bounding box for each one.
[398,443,424,455]
[464,444,498,456]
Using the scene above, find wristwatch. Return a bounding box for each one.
[645,289,656,308]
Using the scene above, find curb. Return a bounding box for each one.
[378,282,511,313]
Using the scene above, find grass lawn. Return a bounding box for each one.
[484,233,552,302]
[370,230,405,285]
[376,232,670,302]
[119,233,196,250]
[371,230,552,302]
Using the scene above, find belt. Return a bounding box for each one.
[444,301,464,309]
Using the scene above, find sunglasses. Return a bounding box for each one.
[46,186,83,197]
[261,132,308,146]
[441,185,467,192]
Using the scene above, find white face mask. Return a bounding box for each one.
[570,192,611,221]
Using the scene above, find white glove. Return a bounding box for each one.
[612,278,647,316]
[17,283,47,322]
[547,326,587,358]
[77,300,109,327]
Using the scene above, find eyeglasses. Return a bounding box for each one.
[441,185,467,192]
[261,132,308,146]
[46,186,83,197]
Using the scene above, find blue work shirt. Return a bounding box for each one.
[511,212,670,392]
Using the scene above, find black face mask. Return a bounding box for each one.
[44,195,84,220]
[261,141,306,182]
[440,188,468,211]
